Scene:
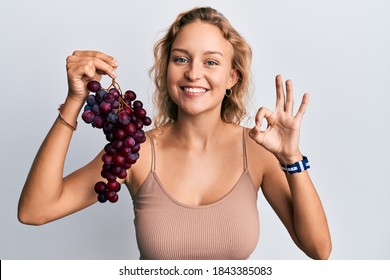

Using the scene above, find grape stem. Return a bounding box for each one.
[107,78,122,93]
[106,78,131,111]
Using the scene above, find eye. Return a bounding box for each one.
[206,60,218,66]
[173,57,189,64]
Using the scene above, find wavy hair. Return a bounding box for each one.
[150,7,252,127]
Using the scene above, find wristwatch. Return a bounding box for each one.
[280,156,310,174]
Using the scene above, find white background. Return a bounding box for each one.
[0,0,389,259]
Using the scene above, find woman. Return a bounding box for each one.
[18,7,331,260]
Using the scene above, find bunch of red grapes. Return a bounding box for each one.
[82,79,151,203]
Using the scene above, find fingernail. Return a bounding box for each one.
[112,71,117,78]
[112,59,119,67]
[251,127,258,136]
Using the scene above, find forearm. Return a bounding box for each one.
[286,171,332,259]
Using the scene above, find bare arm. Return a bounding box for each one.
[18,51,118,225]
[261,155,331,259]
[250,75,331,259]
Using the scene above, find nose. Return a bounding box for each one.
[184,62,203,81]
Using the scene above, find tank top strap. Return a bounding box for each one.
[146,132,156,172]
[242,127,248,171]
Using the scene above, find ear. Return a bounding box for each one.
[227,68,239,89]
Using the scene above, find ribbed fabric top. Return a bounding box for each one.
[132,128,259,260]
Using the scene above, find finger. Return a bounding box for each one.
[254,106,273,129]
[295,93,310,121]
[68,56,117,79]
[275,75,285,111]
[285,79,294,115]
[92,57,118,78]
[249,125,266,145]
[72,50,118,68]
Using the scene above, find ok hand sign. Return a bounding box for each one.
[250,75,309,164]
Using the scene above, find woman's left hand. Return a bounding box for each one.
[249,75,309,164]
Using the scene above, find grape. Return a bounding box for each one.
[105,132,114,142]
[105,191,118,203]
[107,181,120,192]
[102,153,113,165]
[99,101,112,114]
[98,193,108,203]
[124,107,133,115]
[86,95,96,106]
[118,111,130,125]
[133,130,145,143]
[127,152,139,164]
[104,93,115,103]
[109,88,120,99]
[113,154,125,166]
[114,128,126,140]
[134,120,143,130]
[112,100,120,109]
[87,80,102,92]
[123,122,136,135]
[111,165,122,175]
[103,122,114,134]
[83,79,152,203]
[105,173,117,183]
[92,104,101,115]
[120,146,132,156]
[134,108,147,119]
[124,136,135,147]
[124,90,136,101]
[107,112,118,124]
[84,104,93,111]
[92,115,105,128]
[133,100,143,109]
[131,143,141,153]
[94,181,107,194]
[118,169,127,179]
[142,116,152,126]
[81,110,95,123]
[112,140,123,149]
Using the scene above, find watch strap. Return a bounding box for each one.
[280,156,310,174]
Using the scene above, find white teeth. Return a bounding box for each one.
[183,87,207,93]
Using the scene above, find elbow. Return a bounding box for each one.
[17,208,49,226]
[18,196,54,226]
[18,214,48,226]
[307,238,332,260]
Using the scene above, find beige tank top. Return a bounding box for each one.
[132,128,259,259]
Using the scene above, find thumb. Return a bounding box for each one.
[249,125,266,145]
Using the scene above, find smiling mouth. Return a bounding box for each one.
[180,87,208,94]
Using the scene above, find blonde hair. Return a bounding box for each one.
[150,7,252,127]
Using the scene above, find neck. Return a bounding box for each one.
[169,112,228,151]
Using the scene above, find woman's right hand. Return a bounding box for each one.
[66,50,118,104]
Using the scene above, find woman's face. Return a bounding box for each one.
[167,21,237,119]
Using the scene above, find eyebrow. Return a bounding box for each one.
[171,48,224,57]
